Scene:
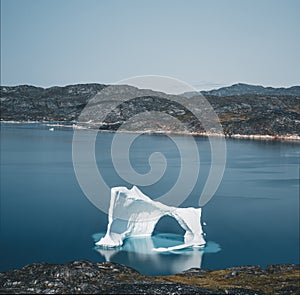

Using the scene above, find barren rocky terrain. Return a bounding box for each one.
[1,83,299,138]
[0,261,299,294]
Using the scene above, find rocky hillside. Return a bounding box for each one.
[0,84,106,121]
[205,94,300,136]
[1,84,299,137]
[0,260,299,294]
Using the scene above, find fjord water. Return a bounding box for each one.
[1,123,299,275]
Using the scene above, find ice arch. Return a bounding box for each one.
[96,186,206,250]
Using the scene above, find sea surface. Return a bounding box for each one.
[1,123,299,275]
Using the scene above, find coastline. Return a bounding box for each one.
[1,120,300,142]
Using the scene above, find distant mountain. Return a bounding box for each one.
[1,83,300,137]
[183,83,300,97]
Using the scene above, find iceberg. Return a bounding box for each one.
[95,186,206,250]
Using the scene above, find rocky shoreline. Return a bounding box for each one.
[0,260,299,294]
[1,121,300,142]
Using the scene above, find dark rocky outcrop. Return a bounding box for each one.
[205,94,300,136]
[1,83,299,137]
[0,84,106,122]
[0,261,299,294]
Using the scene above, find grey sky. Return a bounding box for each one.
[1,0,299,90]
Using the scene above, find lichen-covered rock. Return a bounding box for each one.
[0,261,299,294]
[0,261,221,294]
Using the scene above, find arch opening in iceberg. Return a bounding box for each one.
[154,215,185,235]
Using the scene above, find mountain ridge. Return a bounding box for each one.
[1,83,299,138]
[182,83,300,97]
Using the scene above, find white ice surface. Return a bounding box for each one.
[95,186,206,251]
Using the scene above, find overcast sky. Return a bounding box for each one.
[1,0,299,90]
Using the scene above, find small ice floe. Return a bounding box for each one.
[49,128,54,131]
[153,243,202,252]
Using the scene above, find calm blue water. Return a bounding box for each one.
[0,123,299,275]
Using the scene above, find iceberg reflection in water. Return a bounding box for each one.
[93,233,220,275]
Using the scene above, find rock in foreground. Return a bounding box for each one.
[0,261,299,294]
